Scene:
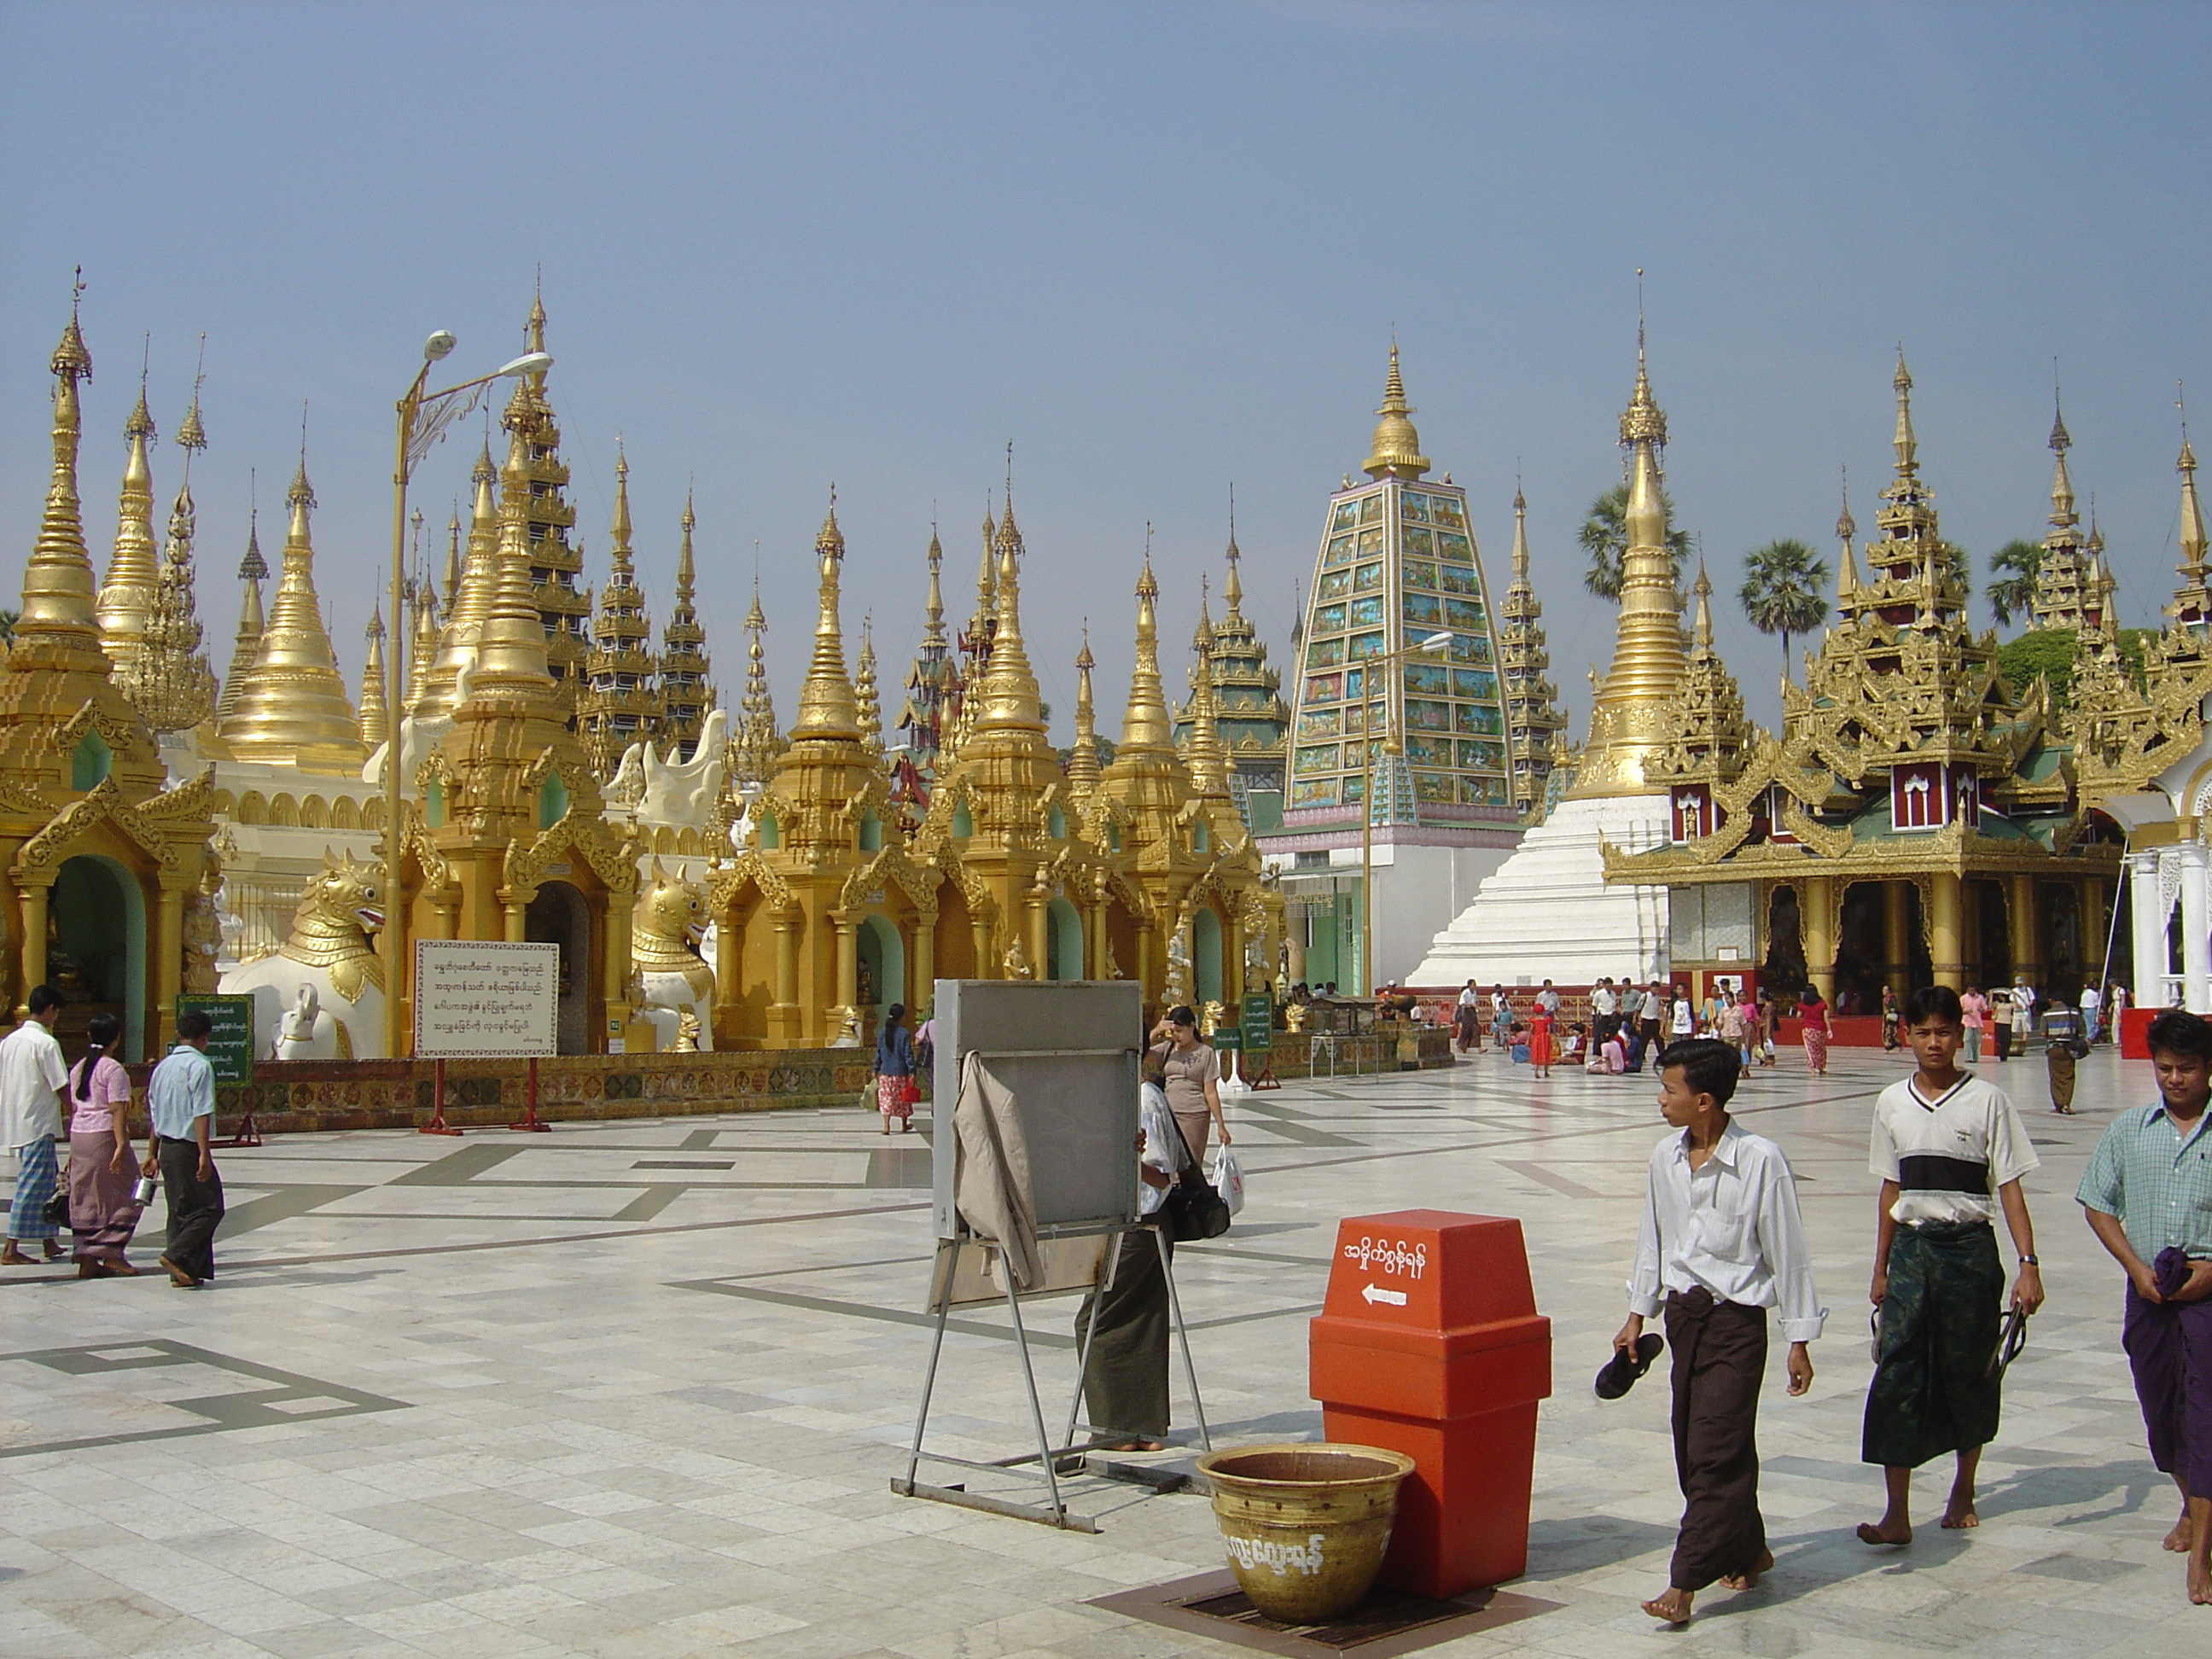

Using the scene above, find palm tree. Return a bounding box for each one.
[1986,539,2041,628]
[1738,539,1830,677]
[1580,483,1691,600]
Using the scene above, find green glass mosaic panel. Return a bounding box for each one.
[1349,596,1383,627]
[1403,661,1448,696]
[1415,771,1455,802]
[1357,527,1384,555]
[1433,497,1466,529]
[1342,775,1366,804]
[1359,497,1382,524]
[1403,734,1452,766]
[1452,668,1499,700]
[1404,561,1437,590]
[1401,591,1443,627]
[1439,565,1477,595]
[1403,524,1435,556]
[1306,638,1345,669]
[1304,671,1343,701]
[1324,534,1356,568]
[1313,602,1348,634]
[1436,531,1473,562]
[1332,500,1359,532]
[1294,743,1340,774]
[1318,568,1352,599]
[1405,698,1452,731]
[1400,492,1432,523]
[1445,597,1485,629]
[1297,707,1341,738]
[1353,562,1383,591]
[1290,778,1339,808]
[1448,633,1493,666]
[1348,632,1385,659]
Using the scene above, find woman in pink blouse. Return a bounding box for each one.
[67,1013,141,1277]
[1959,985,1988,1063]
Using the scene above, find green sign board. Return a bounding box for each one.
[1210,1027,1240,1052]
[1241,991,1274,1054]
[175,994,254,1085]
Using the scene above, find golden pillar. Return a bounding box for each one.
[832,910,858,1014]
[605,892,634,1054]
[1930,870,1963,991]
[1883,880,1913,991]
[969,913,992,980]
[2083,876,2107,981]
[1137,921,1155,1003]
[1960,877,1982,987]
[769,903,802,1045]
[154,879,185,1050]
[17,882,47,1017]
[1804,876,1835,1002]
[1027,879,1049,979]
[2010,873,2041,991]
[715,912,741,1010]
[909,917,934,1017]
[1086,895,1108,981]
[504,895,527,942]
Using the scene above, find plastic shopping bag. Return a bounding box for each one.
[1210,1144,1246,1217]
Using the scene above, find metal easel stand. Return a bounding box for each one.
[893,1225,1211,1531]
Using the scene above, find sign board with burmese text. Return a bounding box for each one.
[412,940,559,1058]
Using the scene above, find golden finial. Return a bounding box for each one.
[1120,530,1173,753]
[923,521,946,643]
[856,613,883,754]
[789,483,863,740]
[15,276,109,664]
[174,335,207,457]
[1691,545,1714,650]
[460,427,559,701]
[1362,341,1431,480]
[1892,347,1918,475]
[610,443,633,558]
[1836,467,1860,601]
[1182,628,1231,798]
[677,486,699,593]
[971,457,1045,735]
[1222,485,1245,616]
[2180,382,2208,574]
[441,506,462,617]
[217,486,266,726]
[53,266,91,379]
[358,604,389,748]
[2047,381,2077,529]
[1511,480,1531,579]
[1619,290,1668,451]
[97,335,163,668]
[1068,619,1101,799]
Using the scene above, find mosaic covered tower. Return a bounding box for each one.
[579,450,661,776]
[498,294,591,717]
[1496,486,1568,818]
[1261,347,1525,990]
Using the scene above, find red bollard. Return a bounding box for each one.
[420,1057,463,1136]
[509,1056,550,1132]
[1309,1210,1551,1597]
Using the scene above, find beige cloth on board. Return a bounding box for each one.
[952,1051,1042,1290]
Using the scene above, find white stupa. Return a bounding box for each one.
[1411,337,1685,987]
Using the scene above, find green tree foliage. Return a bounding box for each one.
[1736,539,1831,677]
[1993,626,2154,714]
[1580,483,1691,600]
[1986,540,2042,628]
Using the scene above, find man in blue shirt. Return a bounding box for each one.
[2078,1008,2212,1606]
[141,1010,222,1289]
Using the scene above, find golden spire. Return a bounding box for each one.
[1182,608,1231,799]
[460,429,558,702]
[358,606,389,748]
[1835,469,1859,603]
[1222,486,1245,620]
[970,472,1046,736]
[117,361,218,734]
[1119,539,1174,753]
[856,615,883,754]
[217,498,266,724]
[416,441,502,722]
[658,487,713,754]
[1691,553,1714,650]
[1568,313,1689,800]
[218,448,368,767]
[923,523,946,643]
[731,558,783,785]
[15,277,110,672]
[2180,405,2208,583]
[2048,391,2078,528]
[975,499,998,622]
[97,351,161,668]
[1068,625,1101,800]
[440,505,463,620]
[408,569,439,713]
[789,489,864,740]
[1891,350,1918,476]
[1361,341,1431,480]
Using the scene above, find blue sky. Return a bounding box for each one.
[3,1,2207,741]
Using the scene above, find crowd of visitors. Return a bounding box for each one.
[3,992,225,1287]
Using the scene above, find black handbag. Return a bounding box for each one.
[1161,1115,1231,1242]
[44,1192,68,1227]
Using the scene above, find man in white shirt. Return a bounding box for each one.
[1592,978,1620,1047]
[1858,985,2043,1547]
[1617,1038,1823,1625]
[1454,981,1481,1055]
[1,986,71,1266]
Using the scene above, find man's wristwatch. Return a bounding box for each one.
[2018,1254,2040,1266]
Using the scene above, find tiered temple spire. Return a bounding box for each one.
[1362,343,1430,480]
[855,617,883,756]
[1497,486,1568,818]
[217,452,365,769]
[897,527,954,769]
[96,367,161,672]
[788,492,863,741]
[358,608,388,748]
[498,294,590,714]
[15,284,113,676]
[416,442,500,723]
[729,568,783,787]
[1174,506,1289,795]
[2169,414,2209,632]
[218,505,266,725]
[118,370,217,734]
[657,492,713,756]
[967,483,1048,741]
[579,449,661,777]
[2028,393,2104,632]
[1067,626,1101,802]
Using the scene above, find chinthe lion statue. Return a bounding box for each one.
[222,853,387,1059]
[629,864,714,1052]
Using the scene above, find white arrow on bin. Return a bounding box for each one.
[1361,1284,1407,1307]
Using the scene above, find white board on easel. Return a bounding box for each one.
[413,940,559,1058]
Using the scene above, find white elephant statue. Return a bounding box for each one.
[223,853,387,1059]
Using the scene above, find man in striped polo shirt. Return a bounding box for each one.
[2079,1007,2212,1605]
[1858,984,2045,1547]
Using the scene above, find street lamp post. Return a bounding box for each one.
[1359,630,1452,998]
[381,335,554,1057]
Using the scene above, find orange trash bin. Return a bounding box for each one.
[1309,1209,1551,1598]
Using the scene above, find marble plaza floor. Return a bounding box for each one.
[2,1041,2205,1659]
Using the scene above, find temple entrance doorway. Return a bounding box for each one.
[50,855,145,1061]
[857,914,904,1022]
[525,881,592,1055]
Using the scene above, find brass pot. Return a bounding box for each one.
[1195,1443,1415,1623]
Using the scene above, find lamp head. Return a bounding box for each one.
[497,351,554,378]
[1417,631,1452,651]
[422,330,457,363]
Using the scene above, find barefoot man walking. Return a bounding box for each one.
[1618,1038,1824,1625]
[1858,985,2045,1547]
[2077,1008,2212,1605]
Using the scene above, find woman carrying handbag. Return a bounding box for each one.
[872,1004,920,1134]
